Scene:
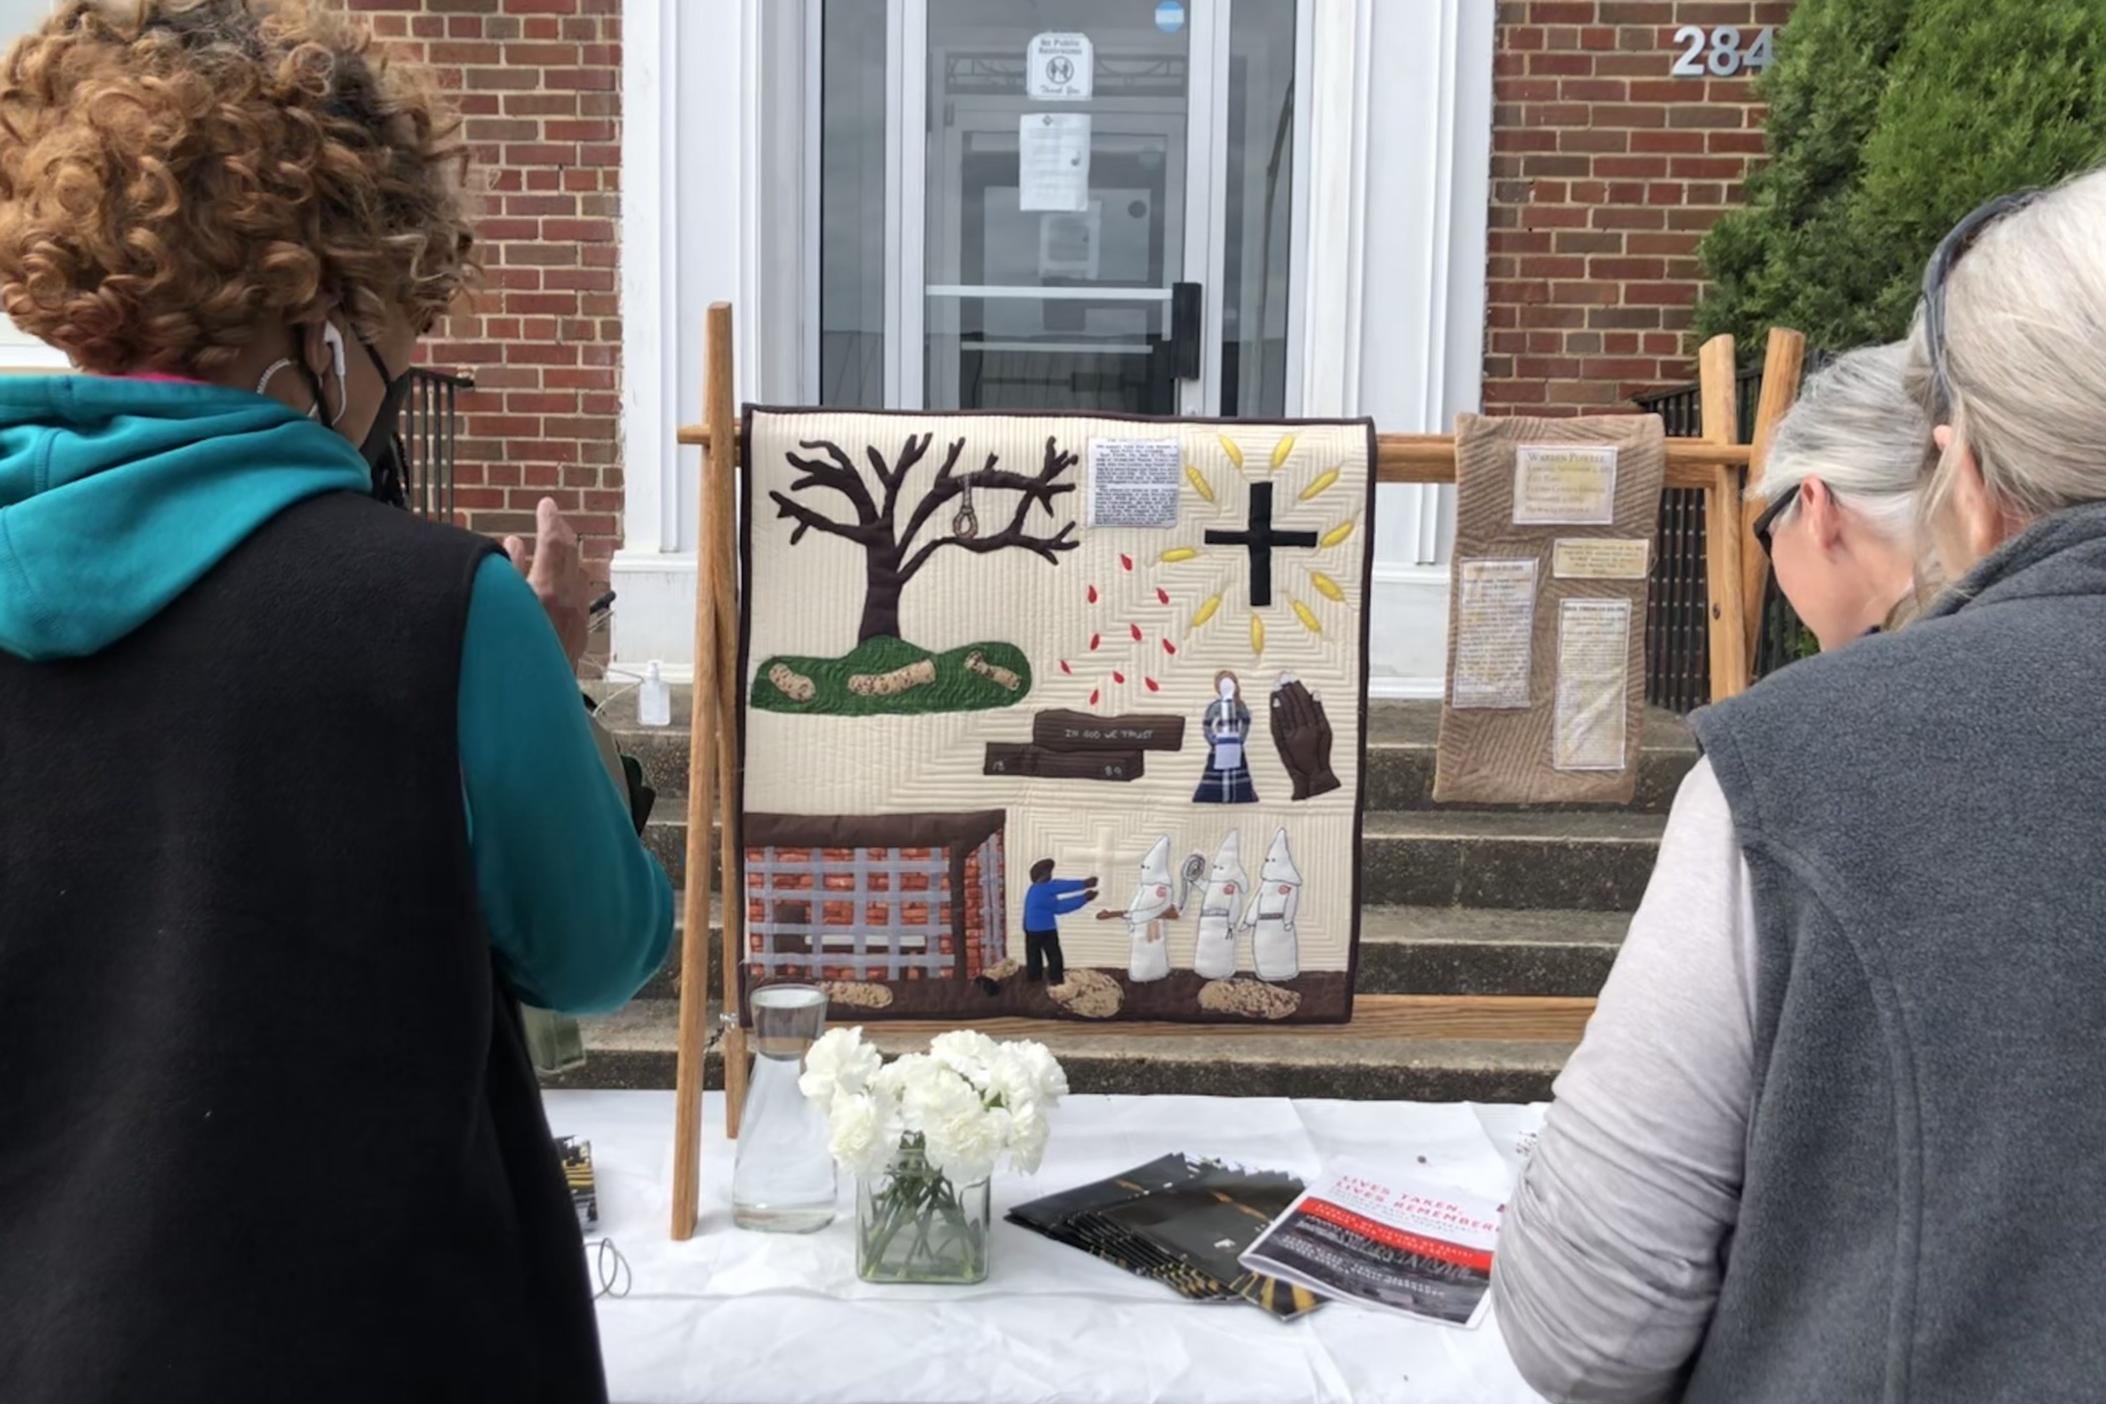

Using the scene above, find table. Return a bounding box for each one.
[547,1091,1550,1404]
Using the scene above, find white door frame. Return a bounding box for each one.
[613,0,1491,682]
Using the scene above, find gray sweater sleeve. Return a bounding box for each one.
[1491,759,1757,1402]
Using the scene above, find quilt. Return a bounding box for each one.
[737,409,1377,1025]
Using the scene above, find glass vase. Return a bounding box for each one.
[731,984,838,1232]
[856,1137,992,1284]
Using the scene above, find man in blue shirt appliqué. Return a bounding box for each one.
[1020,859,1098,985]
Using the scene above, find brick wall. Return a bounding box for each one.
[354,0,623,594]
[1483,0,1794,416]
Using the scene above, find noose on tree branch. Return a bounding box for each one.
[767,434,1080,644]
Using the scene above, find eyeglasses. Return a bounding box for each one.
[1920,188,2044,421]
[1751,480,1801,559]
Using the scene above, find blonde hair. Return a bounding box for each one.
[0,0,476,374]
[1756,342,1928,543]
[1905,168,2106,531]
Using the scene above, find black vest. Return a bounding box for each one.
[0,494,606,1402]
[1685,504,2106,1403]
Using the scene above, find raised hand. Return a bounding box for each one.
[503,497,591,671]
[1269,673,1341,800]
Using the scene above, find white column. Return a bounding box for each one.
[613,0,805,677]
[1301,0,1491,698]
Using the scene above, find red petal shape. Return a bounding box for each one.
[1130,622,1143,642]
[1088,689,1100,707]
[1156,587,1170,605]
[1163,639,1177,655]
[1087,584,1098,604]
[1112,671,1126,684]
[1059,660,1072,675]
[1089,633,1101,651]
[1120,553,1133,571]
[1144,677,1160,692]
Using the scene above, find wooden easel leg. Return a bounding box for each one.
[1740,328,1807,672]
[669,516,720,1239]
[711,486,745,1145]
[1698,334,1750,702]
[706,304,747,1140]
[669,303,738,1240]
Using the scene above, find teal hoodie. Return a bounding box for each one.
[0,375,671,1013]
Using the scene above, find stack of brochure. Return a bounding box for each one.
[1007,1154,1327,1320]
[1240,1160,1506,1329]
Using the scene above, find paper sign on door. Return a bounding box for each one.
[1020,113,1090,213]
[1026,32,1093,100]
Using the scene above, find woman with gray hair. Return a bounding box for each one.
[1751,341,1926,647]
[1493,168,2106,1404]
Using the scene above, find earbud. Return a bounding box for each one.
[321,322,347,383]
[319,322,348,425]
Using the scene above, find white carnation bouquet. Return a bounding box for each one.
[800,1027,1068,1282]
[800,1026,1069,1184]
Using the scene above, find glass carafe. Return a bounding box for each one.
[731,984,838,1232]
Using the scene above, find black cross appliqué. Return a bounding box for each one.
[1204,482,1319,608]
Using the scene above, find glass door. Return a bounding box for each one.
[817,0,1301,418]
[918,0,1198,415]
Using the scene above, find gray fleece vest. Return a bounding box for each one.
[1683,503,2106,1404]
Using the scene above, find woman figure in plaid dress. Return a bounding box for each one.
[1193,670,1258,804]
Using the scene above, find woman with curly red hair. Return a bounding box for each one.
[0,4,668,1399]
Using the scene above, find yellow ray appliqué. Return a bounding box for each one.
[1298,466,1339,502]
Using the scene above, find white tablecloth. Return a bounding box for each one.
[547,1090,1549,1404]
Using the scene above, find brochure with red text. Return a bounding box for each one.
[1238,1161,1504,1328]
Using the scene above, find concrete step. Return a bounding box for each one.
[544,995,1582,1103]
[647,806,1666,913]
[640,903,1627,1003]
[593,689,1699,816]
[1359,906,1626,996]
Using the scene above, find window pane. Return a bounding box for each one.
[820,0,889,407]
[1221,2,1295,418]
[922,0,1189,414]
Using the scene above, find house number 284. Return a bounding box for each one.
[1671,26,1776,78]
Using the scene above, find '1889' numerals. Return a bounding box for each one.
[1671,25,1775,79]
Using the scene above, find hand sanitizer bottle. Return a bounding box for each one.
[639,659,672,727]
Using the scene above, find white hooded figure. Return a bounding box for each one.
[1190,830,1249,980]
[1105,836,1178,983]
[1243,827,1303,982]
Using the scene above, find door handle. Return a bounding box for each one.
[1170,281,1202,381]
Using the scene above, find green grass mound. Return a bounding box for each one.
[751,636,1033,715]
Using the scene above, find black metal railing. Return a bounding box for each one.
[1630,353,1828,711]
[398,368,473,522]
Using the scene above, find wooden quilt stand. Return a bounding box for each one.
[665,300,1805,1239]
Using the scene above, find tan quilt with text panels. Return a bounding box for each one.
[738,409,1378,1025]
